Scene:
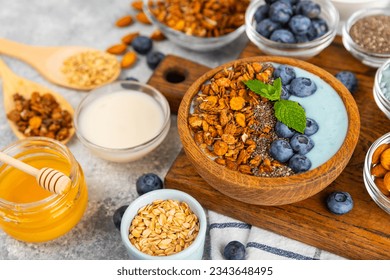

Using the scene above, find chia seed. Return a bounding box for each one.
[349,15,390,54]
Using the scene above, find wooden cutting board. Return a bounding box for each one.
[147,36,390,260]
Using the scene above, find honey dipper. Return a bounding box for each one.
[0,151,71,194]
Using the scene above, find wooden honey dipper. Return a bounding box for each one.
[0,151,71,195]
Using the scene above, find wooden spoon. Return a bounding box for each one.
[0,38,120,91]
[0,57,74,144]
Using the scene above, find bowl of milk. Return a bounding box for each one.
[74,81,170,162]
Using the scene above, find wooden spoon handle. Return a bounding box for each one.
[0,38,50,67]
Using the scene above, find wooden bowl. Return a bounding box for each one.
[177,56,360,206]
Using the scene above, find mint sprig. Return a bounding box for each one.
[243,78,306,133]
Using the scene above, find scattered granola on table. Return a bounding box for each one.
[7,92,73,141]
[188,62,294,177]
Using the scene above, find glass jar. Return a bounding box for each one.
[363,132,390,215]
[373,59,390,119]
[0,137,88,242]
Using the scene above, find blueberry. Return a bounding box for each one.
[326,191,354,215]
[288,15,311,35]
[296,0,321,19]
[270,139,294,163]
[290,133,314,154]
[256,19,281,38]
[335,71,358,94]
[281,85,291,100]
[146,51,165,70]
[304,118,319,136]
[290,77,317,97]
[295,34,309,43]
[136,173,163,195]
[113,205,129,230]
[269,1,293,24]
[254,5,269,23]
[275,121,295,138]
[274,65,296,85]
[125,77,139,81]
[223,241,246,260]
[307,18,328,40]
[270,29,296,43]
[288,154,312,173]
[131,36,153,55]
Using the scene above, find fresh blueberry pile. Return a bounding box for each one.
[223,241,246,260]
[254,0,329,43]
[326,191,354,215]
[269,64,319,173]
[113,205,129,230]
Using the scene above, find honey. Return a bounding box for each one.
[0,137,88,242]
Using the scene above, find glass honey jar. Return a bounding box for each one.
[0,137,88,242]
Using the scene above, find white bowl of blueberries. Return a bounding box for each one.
[245,0,339,59]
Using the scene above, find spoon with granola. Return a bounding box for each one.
[0,57,74,144]
[0,38,120,91]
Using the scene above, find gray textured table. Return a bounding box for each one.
[0,0,247,259]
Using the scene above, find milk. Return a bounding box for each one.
[78,90,165,149]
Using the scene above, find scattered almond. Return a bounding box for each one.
[136,12,151,24]
[121,32,140,45]
[115,15,133,27]
[372,143,390,164]
[371,163,388,177]
[131,0,143,11]
[106,44,127,55]
[121,51,137,68]
[380,148,390,170]
[150,30,166,41]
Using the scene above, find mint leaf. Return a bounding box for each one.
[243,79,281,101]
[274,100,306,133]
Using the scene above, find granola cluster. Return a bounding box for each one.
[188,62,294,177]
[149,0,250,38]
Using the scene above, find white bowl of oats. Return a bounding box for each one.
[120,189,207,260]
[143,0,249,52]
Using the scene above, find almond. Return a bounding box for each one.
[115,15,133,27]
[106,44,127,55]
[371,163,388,177]
[136,12,151,24]
[372,143,390,164]
[380,148,390,170]
[121,51,137,68]
[121,32,140,45]
[382,172,390,195]
[374,178,390,196]
[150,30,166,41]
[131,1,143,11]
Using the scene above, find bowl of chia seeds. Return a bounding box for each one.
[342,8,390,68]
[178,56,360,206]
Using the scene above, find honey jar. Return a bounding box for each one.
[0,137,88,242]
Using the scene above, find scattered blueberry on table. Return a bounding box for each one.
[326,191,354,215]
[146,51,166,70]
[335,71,358,94]
[254,0,328,43]
[113,205,129,230]
[125,77,139,81]
[223,241,246,260]
[131,36,153,55]
[136,173,163,195]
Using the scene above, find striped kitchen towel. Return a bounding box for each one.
[208,211,345,260]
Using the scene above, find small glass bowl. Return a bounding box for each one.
[373,59,390,119]
[245,0,339,59]
[342,8,390,68]
[363,132,390,215]
[120,189,207,260]
[74,81,171,163]
[142,0,247,52]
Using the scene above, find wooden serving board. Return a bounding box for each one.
[147,36,390,260]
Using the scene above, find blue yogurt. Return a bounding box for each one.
[287,66,348,169]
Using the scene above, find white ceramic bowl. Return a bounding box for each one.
[74,81,170,162]
[143,0,247,52]
[120,189,207,260]
[245,0,339,59]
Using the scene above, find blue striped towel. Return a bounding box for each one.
[207,211,345,260]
